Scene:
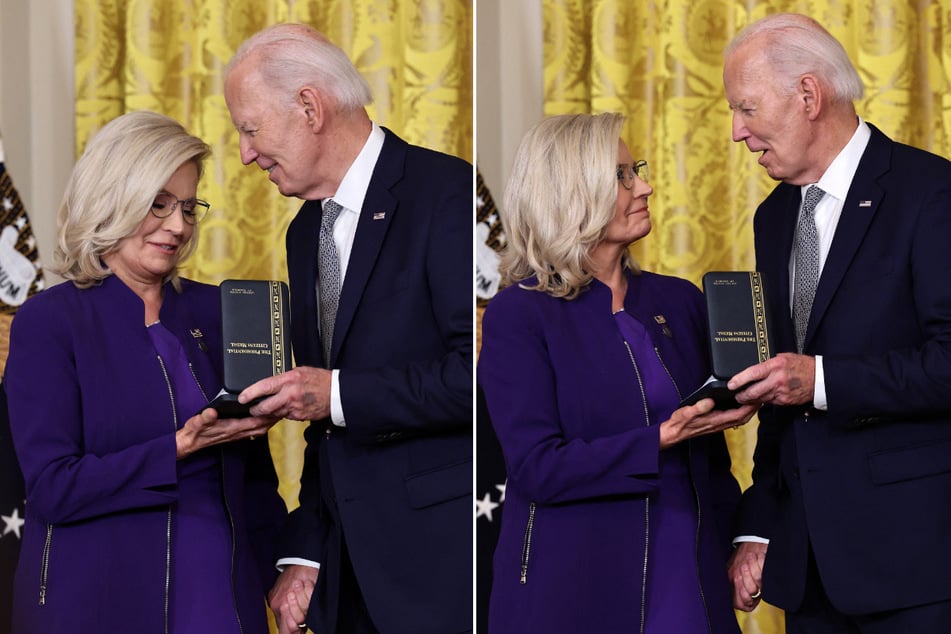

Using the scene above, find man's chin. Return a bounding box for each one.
[756,153,784,181]
[273,181,301,198]
[761,163,785,182]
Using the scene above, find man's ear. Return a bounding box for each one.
[800,74,822,121]
[299,86,325,132]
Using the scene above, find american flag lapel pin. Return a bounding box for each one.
[859,200,872,207]
[373,211,386,220]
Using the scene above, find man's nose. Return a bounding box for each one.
[239,137,258,165]
[732,112,749,143]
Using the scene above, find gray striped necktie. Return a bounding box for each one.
[318,200,343,365]
[793,185,825,353]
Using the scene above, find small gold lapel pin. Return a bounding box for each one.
[654,315,673,338]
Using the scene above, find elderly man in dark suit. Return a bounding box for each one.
[224,23,472,634]
[723,13,951,634]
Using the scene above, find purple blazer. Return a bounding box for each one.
[478,270,740,633]
[5,275,285,634]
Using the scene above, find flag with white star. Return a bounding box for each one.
[476,386,506,634]
[475,169,508,634]
[0,139,45,314]
[0,137,36,629]
[475,170,504,306]
[0,383,23,630]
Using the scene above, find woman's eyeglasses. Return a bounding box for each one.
[150,193,210,225]
[617,160,649,190]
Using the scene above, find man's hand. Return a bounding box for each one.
[729,541,768,611]
[269,565,318,634]
[240,366,333,422]
[728,352,816,406]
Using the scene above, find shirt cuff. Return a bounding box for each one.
[813,354,828,410]
[733,535,770,546]
[330,368,346,427]
[276,557,321,572]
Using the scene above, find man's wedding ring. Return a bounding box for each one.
[751,590,762,600]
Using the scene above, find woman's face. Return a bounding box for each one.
[602,140,653,248]
[103,161,198,288]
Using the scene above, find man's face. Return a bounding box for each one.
[724,42,813,185]
[224,62,321,199]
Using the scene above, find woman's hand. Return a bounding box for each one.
[175,408,279,459]
[658,399,758,449]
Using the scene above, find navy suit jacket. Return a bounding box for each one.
[282,129,472,633]
[737,124,951,614]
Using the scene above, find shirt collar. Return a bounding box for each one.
[809,117,871,201]
[326,122,385,214]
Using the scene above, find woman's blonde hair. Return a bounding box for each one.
[499,112,637,299]
[53,111,211,289]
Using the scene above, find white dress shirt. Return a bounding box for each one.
[320,123,385,427]
[788,118,871,411]
[277,123,385,573]
[735,119,871,548]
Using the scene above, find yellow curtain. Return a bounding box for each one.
[73,1,471,628]
[543,1,951,632]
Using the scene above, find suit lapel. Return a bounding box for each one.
[329,129,405,363]
[806,127,889,350]
[288,200,324,365]
[758,185,799,352]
